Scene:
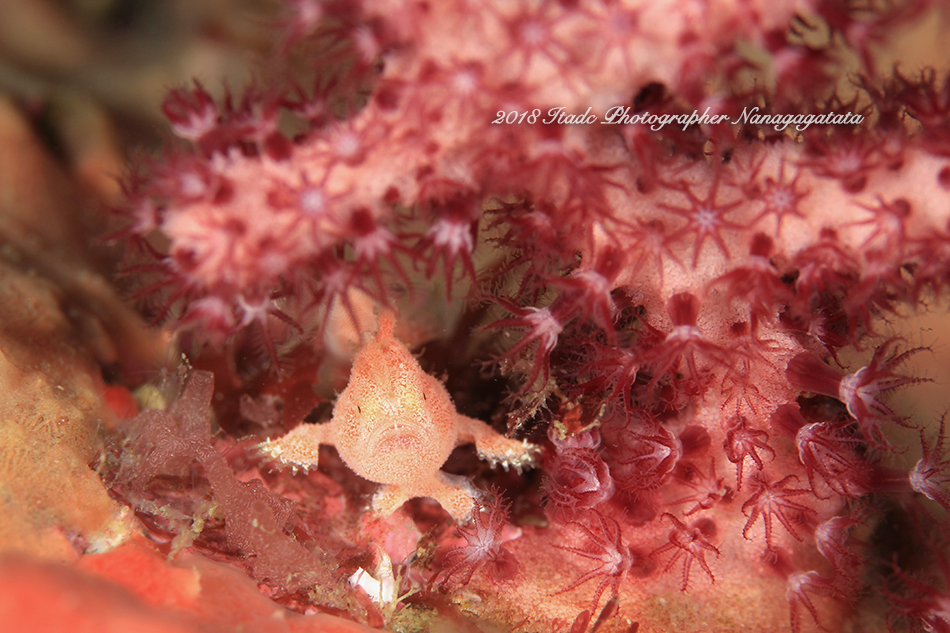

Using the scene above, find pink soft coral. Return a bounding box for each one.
[110,0,950,631]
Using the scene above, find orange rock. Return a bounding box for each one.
[1,541,380,633]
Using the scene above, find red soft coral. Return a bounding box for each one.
[910,414,950,512]
[741,473,818,552]
[543,429,615,523]
[553,512,643,613]
[434,492,519,587]
[651,513,721,591]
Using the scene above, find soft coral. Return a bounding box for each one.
[433,492,520,587]
[543,428,615,523]
[741,473,818,552]
[786,339,931,449]
[910,414,950,513]
[553,512,642,613]
[651,513,720,591]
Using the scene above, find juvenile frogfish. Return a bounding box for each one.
[260,310,538,521]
